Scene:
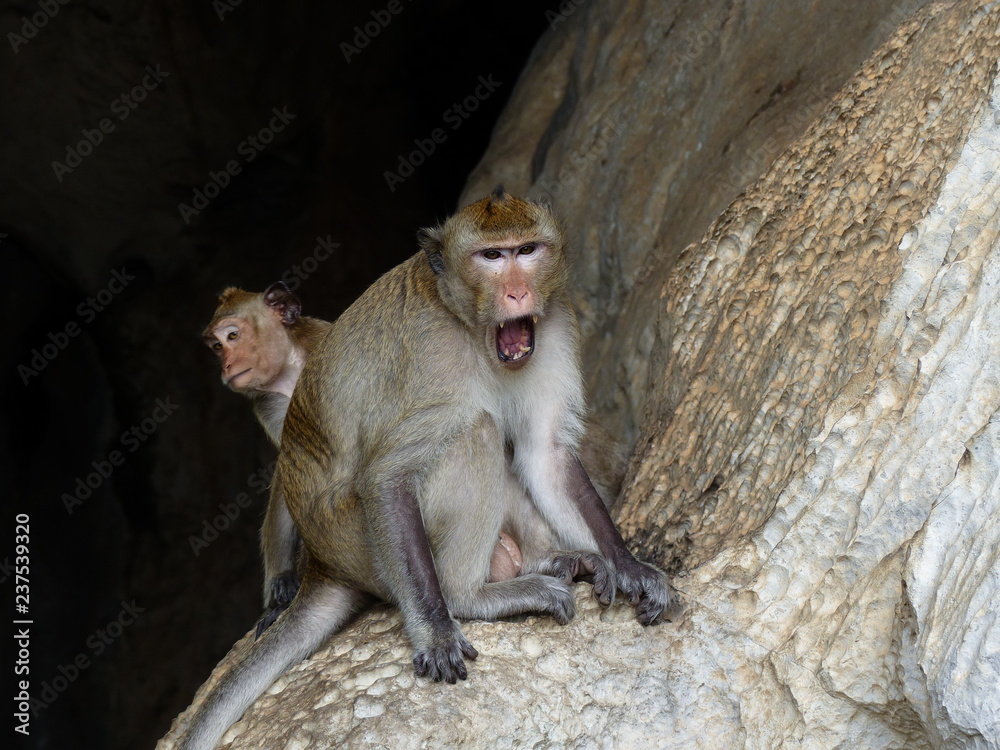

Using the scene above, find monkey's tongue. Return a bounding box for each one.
[497,316,535,362]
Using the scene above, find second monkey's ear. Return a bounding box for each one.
[417,227,445,275]
[263,281,302,325]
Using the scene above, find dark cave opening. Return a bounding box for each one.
[0,2,560,747]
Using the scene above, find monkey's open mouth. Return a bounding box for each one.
[497,316,535,363]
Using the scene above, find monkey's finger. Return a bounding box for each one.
[586,555,617,606]
[268,572,301,608]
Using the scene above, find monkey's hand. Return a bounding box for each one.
[412,624,479,684]
[613,558,674,626]
[550,552,616,607]
[255,571,301,639]
[266,570,301,609]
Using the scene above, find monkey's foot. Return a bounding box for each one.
[549,552,616,607]
[267,570,301,609]
[412,626,479,684]
[613,558,675,625]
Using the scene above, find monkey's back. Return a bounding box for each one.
[279,252,489,588]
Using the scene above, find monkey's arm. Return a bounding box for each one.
[368,480,478,682]
[257,483,301,637]
[564,456,674,625]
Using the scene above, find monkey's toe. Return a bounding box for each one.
[614,559,673,625]
[551,551,617,607]
[413,630,478,683]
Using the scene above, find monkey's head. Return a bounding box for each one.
[418,186,569,370]
[202,282,303,395]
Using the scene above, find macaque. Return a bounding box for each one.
[202,282,330,630]
[177,188,672,750]
[203,283,528,633]
[203,282,330,446]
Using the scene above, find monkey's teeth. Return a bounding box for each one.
[519,344,531,353]
[499,321,505,329]
[532,315,538,324]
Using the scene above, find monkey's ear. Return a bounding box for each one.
[263,281,302,325]
[417,227,445,275]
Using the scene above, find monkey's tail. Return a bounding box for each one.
[177,580,365,750]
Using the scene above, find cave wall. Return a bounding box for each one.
[462,0,934,447]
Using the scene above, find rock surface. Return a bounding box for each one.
[161,0,1000,747]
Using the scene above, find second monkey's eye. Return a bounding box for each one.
[227,330,239,340]
[517,244,535,255]
[212,342,222,351]
[483,249,502,260]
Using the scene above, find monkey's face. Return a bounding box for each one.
[203,314,294,394]
[422,189,569,371]
[472,241,548,367]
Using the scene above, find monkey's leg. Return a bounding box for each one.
[361,478,480,684]
[519,444,674,626]
[505,484,617,607]
[422,419,575,625]
[437,495,576,625]
[257,482,301,637]
[178,578,366,750]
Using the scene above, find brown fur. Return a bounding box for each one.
[177,191,672,750]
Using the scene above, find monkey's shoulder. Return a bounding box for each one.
[320,253,460,357]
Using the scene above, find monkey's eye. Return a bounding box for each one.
[227,330,238,340]
[517,244,536,255]
[211,341,222,351]
[483,249,502,260]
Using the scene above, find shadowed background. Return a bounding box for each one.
[0,2,552,748]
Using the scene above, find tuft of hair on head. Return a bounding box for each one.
[216,286,244,306]
[484,184,511,216]
[209,286,257,322]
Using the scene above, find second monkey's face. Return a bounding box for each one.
[204,313,295,394]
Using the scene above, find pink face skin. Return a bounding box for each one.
[204,313,302,399]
